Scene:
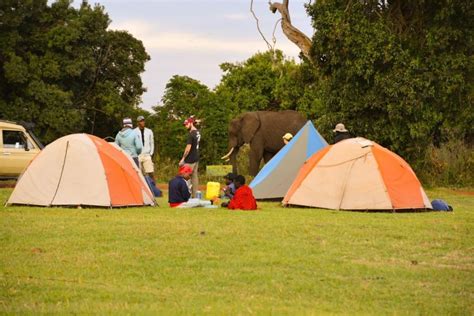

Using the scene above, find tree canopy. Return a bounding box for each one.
[0,0,150,143]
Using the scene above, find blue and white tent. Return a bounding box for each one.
[250,121,328,199]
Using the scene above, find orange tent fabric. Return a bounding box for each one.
[283,138,431,211]
[7,134,155,207]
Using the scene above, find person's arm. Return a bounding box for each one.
[149,129,154,156]
[135,133,143,155]
[114,133,120,146]
[179,133,193,165]
[180,179,191,201]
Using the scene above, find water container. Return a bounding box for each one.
[205,182,221,200]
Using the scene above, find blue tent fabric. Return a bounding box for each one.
[250,121,328,199]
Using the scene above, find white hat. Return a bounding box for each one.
[333,123,348,133]
[282,133,293,141]
[123,118,133,128]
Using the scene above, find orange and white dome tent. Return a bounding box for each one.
[7,134,155,208]
[283,138,432,211]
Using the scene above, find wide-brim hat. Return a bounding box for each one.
[333,123,348,133]
[224,172,236,180]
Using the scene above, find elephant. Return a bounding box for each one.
[221,110,306,176]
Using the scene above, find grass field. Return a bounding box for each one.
[1,187,473,314]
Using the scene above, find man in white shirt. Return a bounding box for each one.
[135,116,155,181]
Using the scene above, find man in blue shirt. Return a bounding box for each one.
[168,166,192,207]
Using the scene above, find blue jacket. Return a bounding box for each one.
[168,176,191,204]
[115,128,142,158]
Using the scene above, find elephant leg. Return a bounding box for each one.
[248,145,264,176]
[263,151,274,163]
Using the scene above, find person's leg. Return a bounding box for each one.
[142,154,155,181]
[184,162,198,197]
[191,162,199,198]
[133,157,139,167]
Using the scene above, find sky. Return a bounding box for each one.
[82,0,314,111]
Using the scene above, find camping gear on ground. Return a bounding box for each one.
[283,137,432,211]
[206,181,221,200]
[7,134,156,207]
[431,199,453,211]
[145,175,162,197]
[250,121,328,199]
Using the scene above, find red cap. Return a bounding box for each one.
[179,165,193,175]
[183,116,195,126]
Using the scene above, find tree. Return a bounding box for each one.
[307,0,473,166]
[0,0,150,143]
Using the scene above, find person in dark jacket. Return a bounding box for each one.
[168,165,192,207]
[222,175,257,211]
[333,123,352,144]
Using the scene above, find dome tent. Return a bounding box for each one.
[283,138,432,211]
[7,134,155,208]
[250,121,328,199]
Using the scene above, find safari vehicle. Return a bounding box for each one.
[0,120,43,178]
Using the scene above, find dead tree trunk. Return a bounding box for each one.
[269,0,313,61]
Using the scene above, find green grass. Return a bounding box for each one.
[1,188,473,314]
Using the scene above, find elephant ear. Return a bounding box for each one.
[241,112,260,143]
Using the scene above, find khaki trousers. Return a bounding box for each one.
[184,162,199,198]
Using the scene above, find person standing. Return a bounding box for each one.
[333,123,352,144]
[179,116,201,197]
[115,118,142,167]
[135,116,155,181]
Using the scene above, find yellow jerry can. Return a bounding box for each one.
[205,181,221,200]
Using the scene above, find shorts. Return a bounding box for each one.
[139,154,154,173]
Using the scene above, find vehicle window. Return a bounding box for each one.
[2,130,29,149]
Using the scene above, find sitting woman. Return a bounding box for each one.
[222,175,257,211]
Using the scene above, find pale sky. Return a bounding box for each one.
[86,0,314,111]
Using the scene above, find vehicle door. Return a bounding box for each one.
[0,129,39,176]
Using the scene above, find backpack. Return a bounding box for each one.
[431,199,453,211]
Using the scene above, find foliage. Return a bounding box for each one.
[1,187,473,313]
[420,137,474,188]
[307,0,473,169]
[0,0,150,143]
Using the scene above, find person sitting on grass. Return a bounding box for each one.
[222,172,236,200]
[168,165,212,208]
[222,175,257,211]
[168,165,192,208]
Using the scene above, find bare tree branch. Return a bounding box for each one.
[250,0,273,51]
[269,0,313,61]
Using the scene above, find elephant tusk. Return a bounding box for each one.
[221,147,234,160]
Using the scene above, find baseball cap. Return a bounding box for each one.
[137,115,145,121]
[183,116,196,126]
[179,165,193,175]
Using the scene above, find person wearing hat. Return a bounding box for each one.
[115,117,142,166]
[333,123,352,144]
[168,165,211,208]
[222,172,237,199]
[135,115,155,181]
[168,165,193,208]
[179,116,201,198]
[282,133,293,145]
